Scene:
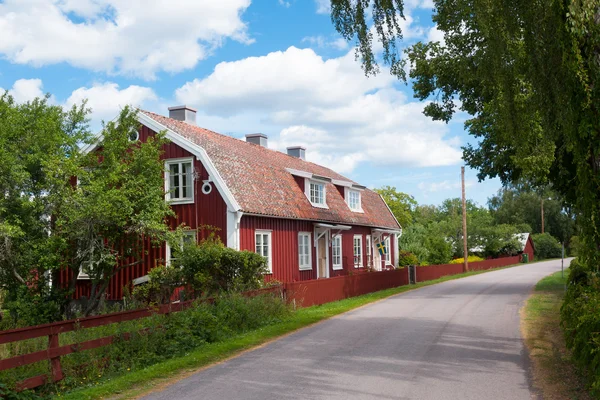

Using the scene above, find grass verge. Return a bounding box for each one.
[62,262,531,400]
[521,270,592,400]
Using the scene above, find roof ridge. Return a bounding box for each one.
[139,109,359,184]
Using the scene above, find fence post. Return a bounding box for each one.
[48,328,64,383]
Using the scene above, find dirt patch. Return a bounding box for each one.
[521,289,592,400]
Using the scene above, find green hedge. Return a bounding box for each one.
[532,233,562,259]
[561,258,600,395]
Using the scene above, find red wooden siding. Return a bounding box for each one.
[239,216,396,283]
[67,125,229,300]
[524,237,535,261]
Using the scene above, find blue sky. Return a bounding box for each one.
[0,0,501,207]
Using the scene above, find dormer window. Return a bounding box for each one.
[346,188,362,212]
[307,180,327,208]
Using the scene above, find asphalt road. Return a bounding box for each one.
[144,259,569,400]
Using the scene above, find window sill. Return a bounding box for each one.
[167,198,195,205]
[353,265,363,269]
[299,266,312,271]
[349,208,364,213]
[310,202,329,209]
[332,265,343,271]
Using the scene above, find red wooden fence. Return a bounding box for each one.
[284,255,523,307]
[284,268,410,307]
[1,254,524,392]
[0,286,281,391]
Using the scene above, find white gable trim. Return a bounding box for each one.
[81,112,241,213]
[137,113,241,213]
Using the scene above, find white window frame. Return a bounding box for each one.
[385,236,392,265]
[165,157,195,205]
[304,179,328,208]
[166,230,197,266]
[353,235,363,268]
[332,234,343,270]
[255,230,273,273]
[366,235,372,268]
[298,232,312,271]
[345,188,363,212]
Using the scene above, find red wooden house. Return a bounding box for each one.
[72,106,402,300]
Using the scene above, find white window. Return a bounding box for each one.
[385,236,392,265]
[298,232,312,270]
[166,230,197,266]
[332,235,343,270]
[366,235,372,267]
[353,235,363,268]
[306,180,327,208]
[255,230,272,273]
[346,189,362,212]
[165,158,194,204]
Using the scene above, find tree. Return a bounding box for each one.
[0,93,90,324]
[0,94,175,322]
[49,107,174,316]
[375,186,417,228]
[488,183,575,243]
[329,0,599,269]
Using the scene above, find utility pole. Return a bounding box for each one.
[541,198,545,234]
[461,166,468,272]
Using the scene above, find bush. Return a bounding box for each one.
[131,265,183,305]
[532,233,562,259]
[568,235,581,257]
[424,235,453,265]
[449,255,484,264]
[0,292,291,394]
[561,258,600,395]
[397,251,418,267]
[174,234,268,297]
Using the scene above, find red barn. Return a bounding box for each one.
[70,106,401,299]
[516,233,535,262]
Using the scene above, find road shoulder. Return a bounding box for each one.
[521,270,592,400]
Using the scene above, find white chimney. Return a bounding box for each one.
[287,146,306,160]
[168,105,196,125]
[245,133,268,147]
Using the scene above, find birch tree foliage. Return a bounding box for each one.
[330,0,600,268]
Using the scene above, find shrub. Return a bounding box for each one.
[561,258,600,395]
[397,251,418,267]
[450,255,484,264]
[131,265,183,305]
[424,235,453,265]
[175,234,268,296]
[568,235,581,257]
[532,233,562,259]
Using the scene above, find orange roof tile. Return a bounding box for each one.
[141,110,401,230]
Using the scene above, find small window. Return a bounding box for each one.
[307,180,327,207]
[346,189,361,211]
[366,235,372,267]
[332,235,343,270]
[165,158,194,203]
[353,235,363,268]
[256,230,272,273]
[298,232,312,270]
[166,230,197,266]
[385,236,392,265]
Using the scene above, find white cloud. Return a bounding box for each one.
[0,0,252,79]
[427,25,445,44]
[175,46,462,171]
[314,0,330,14]
[3,79,48,103]
[418,179,475,193]
[278,0,291,7]
[302,36,349,51]
[66,82,157,121]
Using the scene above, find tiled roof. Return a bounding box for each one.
[141,110,401,230]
